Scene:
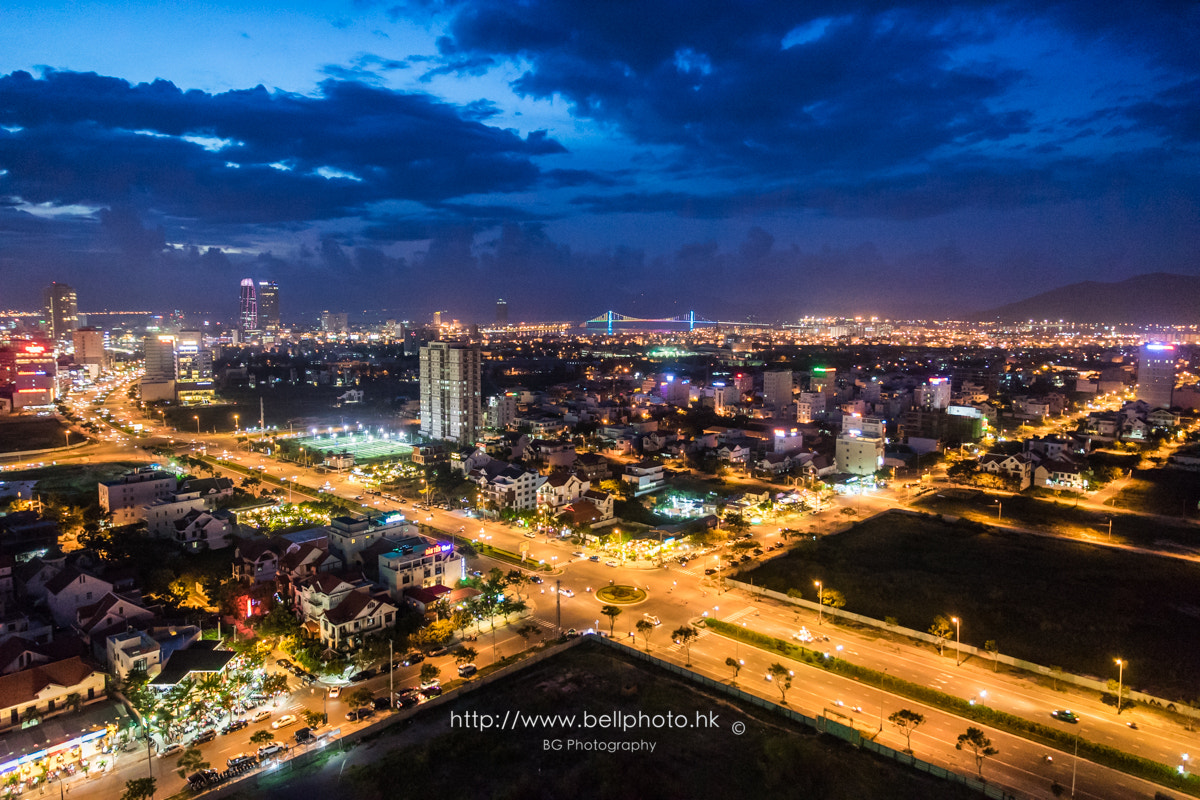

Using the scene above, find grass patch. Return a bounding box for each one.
[0,416,71,453]
[1110,469,1200,521]
[740,509,1200,700]
[595,585,647,604]
[705,619,1200,797]
[0,461,145,504]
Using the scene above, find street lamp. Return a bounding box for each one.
[234,413,239,434]
[1180,754,1190,776]
[952,616,961,666]
[194,415,200,436]
[1115,658,1125,714]
[995,500,1002,519]
[814,580,823,626]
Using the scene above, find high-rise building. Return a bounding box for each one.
[175,330,215,404]
[916,377,952,410]
[763,370,793,414]
[321,311,348,334]
[257,281,280,329]
[1137,343,1176,409]
[72,327,107,370]
[239,279,258,334]
[141,335,176,402]
[496,299,508,326]
[12,340,57,408]
[42,282,78,341]
[419,342,482,444]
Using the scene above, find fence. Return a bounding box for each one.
[728,578,1200,720]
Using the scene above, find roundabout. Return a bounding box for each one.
[595,584,647,604]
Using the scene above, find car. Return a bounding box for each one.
[605,560,619,567]
[565,628,580,638]
[572,551,586,558]
[739,554,751,562]
[401,652,425,667]
[190,729,216,745]
[642,613,661,626]
[589,555,600,562]
[294,727,313,744]
[346,707,375,721]
[272,714,298,729]
[559,587,575,598]
[457,663,478,677]
[418,684,443,699]
[328,686,341,699]
[529,575,543,584]
[251,709,272,723]
[227,754,256,769]
[1052,710,1079,723]
[372,696,392,711]
[524,531,537,538]
[221,719,248,735]
[257,743,287,758]
[349,669,376,682]
[704,568,717,575]
[677,558,689,567]
[753,548,764,556]
[393,692,419,709]
[158,743,184,759]
[187,768,220,788]
[276,658,293,670]
[420,677,441,690]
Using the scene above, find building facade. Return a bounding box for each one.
[419,342,482,444]
[1137,342,1176,409]
[42,283,77,342]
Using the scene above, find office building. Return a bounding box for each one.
[256,281,280,329]
[238,279,258,334]
[72,327,107,371]
[1137,343,1176,409]
[763,370,793,414]
[321,311,348,334]
[419,342,482,444]
[175,330,214,404]
[42,282,78,341]
[141,335,176,402]
[496,299,508,326]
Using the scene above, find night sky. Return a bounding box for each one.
[1,1,1197,322]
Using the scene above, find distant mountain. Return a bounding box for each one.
[974,273,1200,324]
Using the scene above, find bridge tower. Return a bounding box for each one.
[688,310,695,331]
[607,310,615,335]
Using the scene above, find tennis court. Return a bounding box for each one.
[294,431,413,462]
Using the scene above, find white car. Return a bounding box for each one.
[251,710,271,723]
[559,588,575,598]
[271,714,298,729]
[643,613,661,626]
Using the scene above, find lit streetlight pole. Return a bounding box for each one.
[234,413,239,434]
[952,616,962,666]
[194,415,200,436]
[1115,658,1125,714]
[995,500,1002,519]
[814,580,823,626]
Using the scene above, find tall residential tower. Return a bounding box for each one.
[419,342,482,444]
[1137,342,1176,409]
[43,282,78,341]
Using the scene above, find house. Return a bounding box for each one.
[142,496,207,537]
[755,452,797,475]
[232,539,286,584]
[377,536,458,602]
[1034,459,1087,492]
[716,443,752,464]
[528,439,577,469]
[98,469,177,526]
[403,584,452,616]
[319,589,398,650]
[578,489,614,519]
[536,472,590,511]
[978,452,1033,490]
[177,477,236,507]
[44,569,114,628]
[74,592,154,659]
[171,509,234,551]
[0,656,106,732]
[471,462,545,511]
[293,573,370,625]
[276,540,342,587]
[574,452,611,481]
[622,462,666,497]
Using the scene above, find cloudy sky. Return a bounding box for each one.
[1,1,1197,322]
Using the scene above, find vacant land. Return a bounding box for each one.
[0,462,144,505]
[237,641,977,800]
[741,510,1200,700]
[0,416,70,453]
[1109,469,1200,521]
[915,488,1200,554]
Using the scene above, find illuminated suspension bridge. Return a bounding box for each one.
[582,310,723,333]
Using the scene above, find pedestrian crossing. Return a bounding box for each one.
[723,606,757,624]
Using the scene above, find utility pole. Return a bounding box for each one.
[389,639,394,702]
[556,579,562,637]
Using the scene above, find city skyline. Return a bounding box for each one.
[1,2,1197,320]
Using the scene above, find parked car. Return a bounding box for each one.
[419,685,443,699]
[294,727,313,744]
[158,743,184,759]
[272,714,298,729]
[257,743,287,758]
[372,696,392,711]
[349,668,376,682]
[393,691,419,709]
[187,769,220,788]
[457,663,478,677]
[346,707,375,721]
[276,658,293,670]
[227,754,256,769]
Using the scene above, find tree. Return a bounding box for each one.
[956,727,998,778]
[250,730,275,746]
[419,663,441,685]
[600,605,622,637]
[260,672,290,696]
[303,710,325,728]
[723,513,749,536]
[636,619,655,651]
[672,625,698,666]
[820,588,846,610]
[888,709,925,753]
[929,615,953,656]
[984,640,999,672]
[768,663,793,704]
[453,646,478,666]
[725,656,742,683]
[175,747,209,780]
[347,687,374,711]
[120,777,157,800]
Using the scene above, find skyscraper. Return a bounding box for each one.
[72,327,107,370]
[42,282,78,341]
[496,298,508,326]
[257,280,280,329]
[239,279,258,334]
[141,335,176,402]
[1137,342,1176,409]
[419,342,482,444]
